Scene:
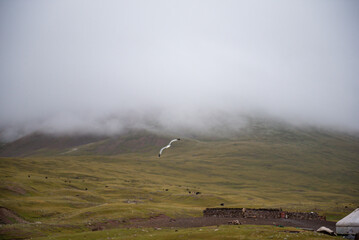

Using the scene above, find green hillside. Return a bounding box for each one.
[0,123,358,239]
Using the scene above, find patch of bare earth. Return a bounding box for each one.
[0,207,28,224]
[2,185,27,195]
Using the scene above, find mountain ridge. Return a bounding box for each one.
[1,121,358,157]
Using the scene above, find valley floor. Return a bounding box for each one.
[0,216,338,240]
[90,215,337,232]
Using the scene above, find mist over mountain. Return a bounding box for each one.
[1,0,359,142]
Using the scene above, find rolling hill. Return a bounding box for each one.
[0,121,358,239]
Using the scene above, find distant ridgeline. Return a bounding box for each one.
[203,208,326,221]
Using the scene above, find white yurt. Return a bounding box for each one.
[336,208,359,235]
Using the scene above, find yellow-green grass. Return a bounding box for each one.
[0,132,358,239]
[28,225,338,240]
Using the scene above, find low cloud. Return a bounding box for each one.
[1,0,359,141]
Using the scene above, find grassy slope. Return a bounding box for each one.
[0,126,358,239]
[31,225,338,240]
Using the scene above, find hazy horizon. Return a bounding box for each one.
[1,0,359,141]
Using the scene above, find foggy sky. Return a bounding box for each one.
[1,0,359,141]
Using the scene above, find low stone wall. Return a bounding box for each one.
[286,211,325,220]
[203,208,326,221]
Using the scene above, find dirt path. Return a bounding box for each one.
[91,215,336,232]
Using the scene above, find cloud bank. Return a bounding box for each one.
[1,0,359,141]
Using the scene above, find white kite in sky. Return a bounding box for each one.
[158,138,180,157]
